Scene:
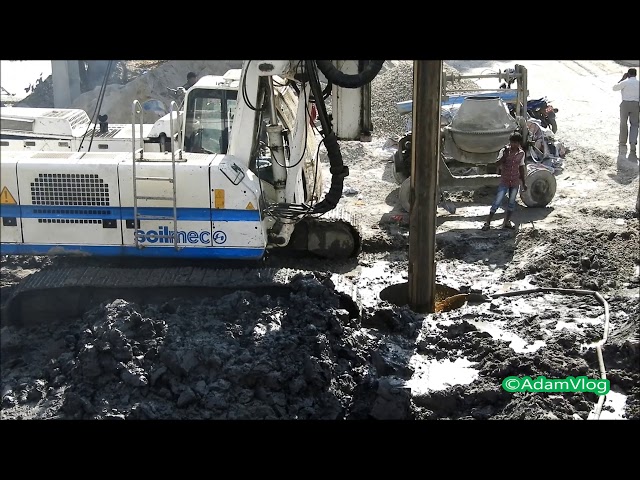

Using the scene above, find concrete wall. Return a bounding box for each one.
[52,61,82,108]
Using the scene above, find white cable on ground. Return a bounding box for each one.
[489,287,610,420]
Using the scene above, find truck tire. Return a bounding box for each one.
[393,149,409,184]
[520,166,556,207]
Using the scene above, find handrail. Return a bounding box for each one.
[169,100,183,161]
[131,100,143,249]
[131,100,144,161]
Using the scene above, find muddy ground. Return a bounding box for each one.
[1,60,638,420]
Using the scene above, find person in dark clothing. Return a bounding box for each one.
[183,71,198,90]
[482,131,528,230]
[176,72,198,98]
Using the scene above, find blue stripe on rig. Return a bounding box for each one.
[1,205,261,222]
[0,243,266,259]
[0,205,20,217]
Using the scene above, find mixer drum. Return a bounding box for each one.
[445,96,517,154]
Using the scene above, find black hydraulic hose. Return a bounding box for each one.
[287,78,332,102]
[306,61,332,135]
[312,131,348,214]
[78,60,112,152]
[303,61,349,214]
[316,60,385,89]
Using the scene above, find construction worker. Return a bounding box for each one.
[183,72,198,90]
[482,131,528,231]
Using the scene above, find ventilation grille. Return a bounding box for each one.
[31,173,110,206]
[38,219,102,224]
[90,126,125,138]
[43,110,91,129]
[32,208,111,215]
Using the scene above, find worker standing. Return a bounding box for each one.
[613,68,639,157]
[481,132,528,231]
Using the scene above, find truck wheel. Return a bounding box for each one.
[393,149,409,184]
[520,166,556,207]
[393,134,412,184]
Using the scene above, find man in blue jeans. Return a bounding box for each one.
[482,131,528,230]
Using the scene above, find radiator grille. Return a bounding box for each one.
[30,173,110,206]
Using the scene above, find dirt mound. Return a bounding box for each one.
[0,273,414,419]
[14,60,243,123]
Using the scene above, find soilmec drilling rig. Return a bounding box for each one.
[0,60,384,324]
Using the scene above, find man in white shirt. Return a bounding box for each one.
[613,68,640,155]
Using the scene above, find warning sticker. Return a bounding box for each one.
[213,189,225,209]
[0,186,17,204]
[246,202,255,210]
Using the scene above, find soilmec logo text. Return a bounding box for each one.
[136,226,212,245]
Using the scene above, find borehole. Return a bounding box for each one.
[379,282,463,313]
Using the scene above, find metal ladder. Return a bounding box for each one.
[131,100,183,250]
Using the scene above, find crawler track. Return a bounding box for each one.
[1,265,361,327]
[1,205,364,326]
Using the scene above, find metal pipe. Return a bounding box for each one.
[265,76,287,203]
[361,60,373,137]
[446,88,522,93]
[267,75,278,124]
[445,72,523,82]
[490,287,611,420]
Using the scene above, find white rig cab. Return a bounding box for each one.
[0,60,383,260]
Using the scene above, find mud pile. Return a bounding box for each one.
[3,262,638,420]
[502,226,640,292]
[0,273,419,420]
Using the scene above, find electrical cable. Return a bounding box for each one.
[489,286,611,420]
[241,60,266,112]
[87,61,113,152]
[77,61,113,152]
